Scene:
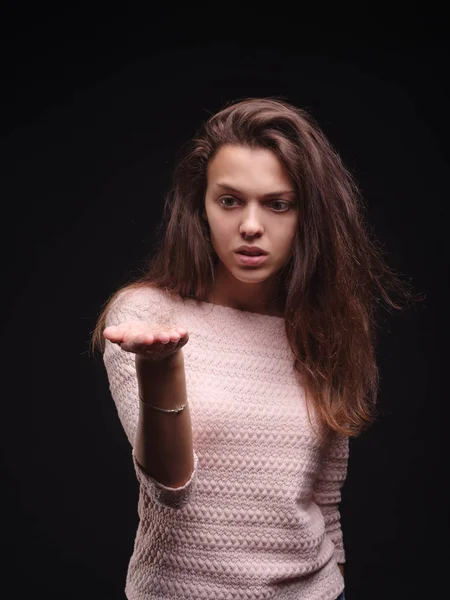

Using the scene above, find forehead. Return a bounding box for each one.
[206,144,293,192]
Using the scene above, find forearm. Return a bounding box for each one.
[134,351,195,488]
[338,563,344,577]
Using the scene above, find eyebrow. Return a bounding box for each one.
[214,183,296,199]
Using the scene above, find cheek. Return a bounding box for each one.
[278,220,298,251]
[208,214,232,239]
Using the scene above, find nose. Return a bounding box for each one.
[240,205,264,237]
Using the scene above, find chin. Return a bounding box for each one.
[230,268,270,283]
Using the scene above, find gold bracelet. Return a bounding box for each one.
[138,393,187,414]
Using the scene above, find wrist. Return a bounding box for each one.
[136,349,184,372]
[136,350,186,408]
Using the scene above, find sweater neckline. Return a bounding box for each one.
[182,297,285,322]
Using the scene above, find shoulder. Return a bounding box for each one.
[105,284,178,327]
[112,284,170,309]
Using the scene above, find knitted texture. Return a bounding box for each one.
[103,286,349,600]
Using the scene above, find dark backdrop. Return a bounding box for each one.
[1,8,446,600]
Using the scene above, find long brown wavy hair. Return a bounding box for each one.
[91,97,425,444]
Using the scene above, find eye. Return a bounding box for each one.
[219,196,239,208]
[218,196,292,212]
[270,201,292,212]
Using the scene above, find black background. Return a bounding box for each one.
[1,7,447,600]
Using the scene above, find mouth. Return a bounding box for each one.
[235,245,268,256]
[235,248,268,257]
[235,252,268,266]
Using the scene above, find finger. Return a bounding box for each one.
[123,332,180,353]
[170,329,187,341]
[168,329,182,341]
[159,332,179,344]
[154,329,182,344]
[131,332,156,345]
[103,325,125,342]
[122,326,154,345]
[104,322,138,341]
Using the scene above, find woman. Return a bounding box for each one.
[91,97,422,599]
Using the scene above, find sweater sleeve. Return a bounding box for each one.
[312,431,349,564]
[102,287,198,510]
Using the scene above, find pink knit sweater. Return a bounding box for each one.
[103,286,348,600]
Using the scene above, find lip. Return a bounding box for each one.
[235,253,268,266]
[236,245,268,255]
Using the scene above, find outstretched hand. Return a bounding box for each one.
[103,321,189,362]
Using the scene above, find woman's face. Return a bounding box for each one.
[204,144,299,296]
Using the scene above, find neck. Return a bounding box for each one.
[207,265,284,317]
